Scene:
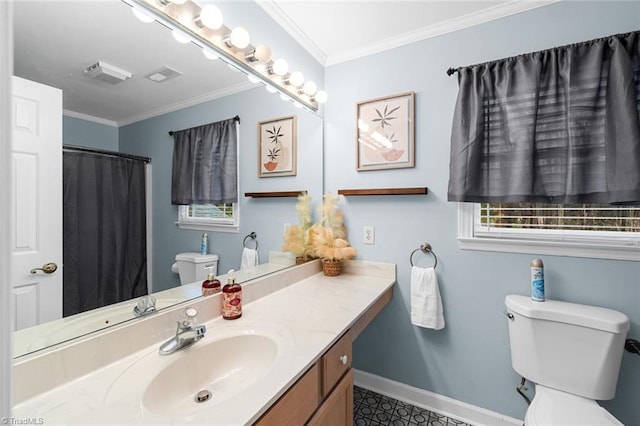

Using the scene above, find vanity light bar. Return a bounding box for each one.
[124,0,323,111]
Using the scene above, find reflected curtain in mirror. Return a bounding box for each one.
[63,152,148,317]
[171,117,239,205]
[448,31,640,204]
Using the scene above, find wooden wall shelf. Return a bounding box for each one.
[244,191,306,198]
[338,187,428,196]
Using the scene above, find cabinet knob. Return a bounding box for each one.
[339,355,348,365]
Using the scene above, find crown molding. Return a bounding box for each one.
[63,110,118,127]
[327,0,561,65]
[65,81,256,128]
[258,0,560,67]
[117,80,256,127]
[256,0,328,66]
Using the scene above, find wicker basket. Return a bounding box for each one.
[322,259,341,276]
[295,256,306,265]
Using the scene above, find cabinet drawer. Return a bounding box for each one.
[255,362,320,426]
[321,330,352,397]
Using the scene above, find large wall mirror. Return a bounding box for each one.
[12,0,323,358]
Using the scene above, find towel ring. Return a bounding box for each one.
[409,243,438,269]
[243,232,258,250]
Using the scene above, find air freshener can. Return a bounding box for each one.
[530,259,545,302]
[201,233,208,255]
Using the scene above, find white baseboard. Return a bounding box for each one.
[353,369,523,426]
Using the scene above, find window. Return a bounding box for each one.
[458,203,640,261]
[177,203,239,233]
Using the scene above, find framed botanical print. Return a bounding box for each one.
[355,91,415,171]
[258,115,297,177]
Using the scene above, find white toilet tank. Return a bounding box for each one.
[505,295,629,400]
[174,252,219,285]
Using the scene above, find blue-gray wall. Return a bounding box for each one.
[325,1,640,423]
[63,115,118,150]
[118,87,323,292]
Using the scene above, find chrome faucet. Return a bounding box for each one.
[159,307,207,355]
[133,295,157,317]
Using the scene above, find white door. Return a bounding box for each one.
[11,76,62,331]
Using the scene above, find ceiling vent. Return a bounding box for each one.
[144,66,183,83]
[84,61,132,84]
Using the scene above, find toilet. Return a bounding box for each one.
[171,252,219,285]
[505,294,630,425]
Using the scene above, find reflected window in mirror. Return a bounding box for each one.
[178,202,239,232]
[172,117,240,232]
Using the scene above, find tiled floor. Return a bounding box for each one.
[354,385,473,426]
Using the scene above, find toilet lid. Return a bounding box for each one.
[526,386,623,426]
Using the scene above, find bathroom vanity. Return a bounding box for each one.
[12,260,395,425]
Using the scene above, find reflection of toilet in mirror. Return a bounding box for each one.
[171,253,219,285]
[505,295,630,425]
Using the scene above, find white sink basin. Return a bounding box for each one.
[143,334,278,417]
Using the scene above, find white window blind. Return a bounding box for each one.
[186,204,234,223]
[457,203,640,261]
[477,203,640,233]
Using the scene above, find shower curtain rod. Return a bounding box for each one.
[63,144,151,164]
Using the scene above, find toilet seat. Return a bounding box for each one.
[526,386,623,426]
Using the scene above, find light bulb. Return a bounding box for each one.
[196,5,223,30]
[315,90,328,103]
[172,30,190,44]
[228,27,250,49]
[288,71,304,87]
[202,48,219,60]
[303,81,317,96]
[271,58,288,76]
[132,7,155,23]
[253,44,272,62]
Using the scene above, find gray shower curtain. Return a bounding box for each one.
[63,151,147,317]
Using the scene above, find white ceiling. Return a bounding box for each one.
[13,0,253,126]
[13,0,557,126]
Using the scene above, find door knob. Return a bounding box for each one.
[30,262,58,274]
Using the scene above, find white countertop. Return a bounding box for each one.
[13,263,395,425]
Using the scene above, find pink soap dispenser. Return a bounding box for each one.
[222,270,242,320]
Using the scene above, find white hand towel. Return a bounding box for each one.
[411,266,445,330]
[240,247,259,270]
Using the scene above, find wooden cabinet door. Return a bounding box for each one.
[255,363,320,426]
[307,369,353,426]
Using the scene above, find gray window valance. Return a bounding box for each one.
[171,117,239,205]
[448,31,640,204]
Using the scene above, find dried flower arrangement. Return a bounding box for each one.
[309,192,357,276]
[282,193,316,262]
[283,192,357,275]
